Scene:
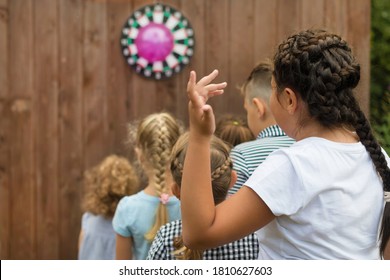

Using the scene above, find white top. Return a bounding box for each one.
[245,137,389,259]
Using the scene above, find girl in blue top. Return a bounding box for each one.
[113,112,182,259]
[180,29,390,259]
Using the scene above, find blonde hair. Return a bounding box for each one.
[136,112,181,242]
[82,155,140,218]
[169,133,233,259]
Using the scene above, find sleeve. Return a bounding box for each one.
[81,212,90,230]
[245,150,305,216]
[112,197,132,237]
[229,147,251,195]
[146,226,168,260]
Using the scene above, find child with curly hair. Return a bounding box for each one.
[78,155,140,260]
[113,112,182,259]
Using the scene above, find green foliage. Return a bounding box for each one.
[371,0,390,155]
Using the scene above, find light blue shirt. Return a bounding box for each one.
[78,212,116,260]
[113,191,181,260]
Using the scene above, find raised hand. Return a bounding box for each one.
[187,70,227,137]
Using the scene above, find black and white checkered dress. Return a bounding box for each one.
[146,220,259,260]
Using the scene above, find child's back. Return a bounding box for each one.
[113,112,182,260]
[147,133,259,260]
[78,155,140,260]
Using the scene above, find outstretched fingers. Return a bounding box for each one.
[187,70,227,108]
[197,69,220,86]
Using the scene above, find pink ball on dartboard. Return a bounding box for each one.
[135,23,174,62]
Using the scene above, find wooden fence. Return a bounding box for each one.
[0,0,371,259]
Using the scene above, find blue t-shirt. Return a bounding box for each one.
[112,191,181,259]
[78,212,116,260]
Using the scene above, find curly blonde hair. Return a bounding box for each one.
[82,155,140,218]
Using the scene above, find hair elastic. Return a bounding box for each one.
[160,193,170,205]
[385,192,390,203]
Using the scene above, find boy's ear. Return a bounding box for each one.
[252,97,266,119]
[228,170,237,189]
[171,182,181,200]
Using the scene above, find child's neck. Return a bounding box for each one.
[295,123,358,143]
[143,178,174,197]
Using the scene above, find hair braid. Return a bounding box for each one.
[274,29,390,257]
[170,133,233,259]
[137,112,181,242]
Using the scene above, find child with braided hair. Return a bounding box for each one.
[146,132,259,260]
[181,29,390,259]
[113,112,182,259]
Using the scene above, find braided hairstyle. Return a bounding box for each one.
[170,132,233,259]
[136,112,181,242]
[273,29,390,257]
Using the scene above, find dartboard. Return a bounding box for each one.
[121,4,195,80]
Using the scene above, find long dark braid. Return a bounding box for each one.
[273,29,390,257]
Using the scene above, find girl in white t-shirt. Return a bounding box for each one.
[181,29,390,259]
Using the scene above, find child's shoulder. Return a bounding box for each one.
[158,219,182,237]
[117,191,144,206]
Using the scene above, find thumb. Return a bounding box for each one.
[202,104,216,132]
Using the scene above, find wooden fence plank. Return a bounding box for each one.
[254,0,278,62]
[106,0,131,155]
[83,0,109,169]
[276,0,300,43]
[204,0,229,114]
[227,0,255,116]
[324,0,348,36]
[345,0,371,114]
[300,0,325,30]
[33,0,60,259]
[0,0,10,260]
[58,0,84,259]
[8,0,36,259]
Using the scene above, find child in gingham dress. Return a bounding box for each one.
[147,133,259,260]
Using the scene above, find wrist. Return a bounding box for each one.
[189,130,212,145]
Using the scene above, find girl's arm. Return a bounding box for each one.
[181,70,275,250]
[78,229,84,252]
[115,234,133,260]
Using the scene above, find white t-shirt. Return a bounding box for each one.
[245,137,389,259]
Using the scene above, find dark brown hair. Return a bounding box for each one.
[273,29,390,258]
